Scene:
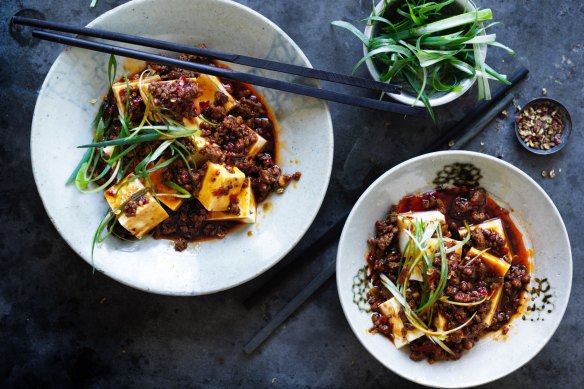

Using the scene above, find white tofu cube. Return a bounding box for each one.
[112,75,161,118]
[188,122,266,164]
[186,136,211,166]
[397,211,446,256]
[195,74,236,112]
[484,284,504,326]
[139,75,238,142]
[139,77,199,123]
[378,298,424,349]
[465,247,511,277]
[246,130,267,157]
[142,75,236,120]
[104,174,168,239]
[458,218,512,257]
[208,179,257,223]
[195,163,245,211]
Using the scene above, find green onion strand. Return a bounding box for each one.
[332,0,514,120]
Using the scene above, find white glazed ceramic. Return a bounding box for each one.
[31,0,333,295]
[363,0,486,107]
[337,151,572,388]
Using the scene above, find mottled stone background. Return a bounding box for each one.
[1,0,582,387]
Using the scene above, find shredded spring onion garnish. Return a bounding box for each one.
[91,187,150,258]
[161,181,193,199]
[332,0,514,121]
[70,55,204,256]
[379,217,478,354]
[463,247,490,268]
[439,295,487,306]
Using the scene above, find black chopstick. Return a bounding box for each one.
[449,94,514,149]
[421,67,529,153]
[30,30,425,117]
[243,259,336,354]
[240,69,529,309]
[12,16,401,94]
[242,90,518,354]
[243,213,348,309]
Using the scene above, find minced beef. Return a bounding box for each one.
[233,96,267,119]
[471,227,507,257]
[119,86,145,125]
[148,76,200,121]
[152,199,231,242]
[96,50,297,250]
[366,187,530,362]
[123,194,149,217]
[202,92,229,121]
[449,187,489,222]
[145,48,214,80]
[250,154,282,202]
[202,115,259,158]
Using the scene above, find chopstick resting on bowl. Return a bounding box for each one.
[13,18,426,116]
[12,16,401,95]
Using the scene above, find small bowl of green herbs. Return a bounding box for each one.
[333,0,514,120]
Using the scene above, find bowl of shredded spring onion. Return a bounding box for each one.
[332,0,515,120]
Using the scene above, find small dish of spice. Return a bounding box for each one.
[515,98,572,155]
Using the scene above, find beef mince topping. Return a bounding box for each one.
[97,52,298,248]
[152,199,228,247]
[148,76,200,121]
[202,92,228,121]
[471,227,507,258]
[146,50,212,80]
[120,86,145,124]
[123,195,149,217]
[366,187,530,363]
[202,115,257,157]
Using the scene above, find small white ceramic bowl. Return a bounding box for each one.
[337,151,572,387]
[363,0,486,107]
[31,0,333,295]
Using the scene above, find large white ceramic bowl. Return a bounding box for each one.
[31,0,333,295]
[337,151,572,387]
[363,0,486,107]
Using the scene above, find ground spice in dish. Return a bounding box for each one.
[515,103,564,150]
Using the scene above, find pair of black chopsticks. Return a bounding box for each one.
[11,16,426,117]
[242,67,528,354]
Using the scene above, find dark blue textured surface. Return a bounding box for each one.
[1,0,582,387]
